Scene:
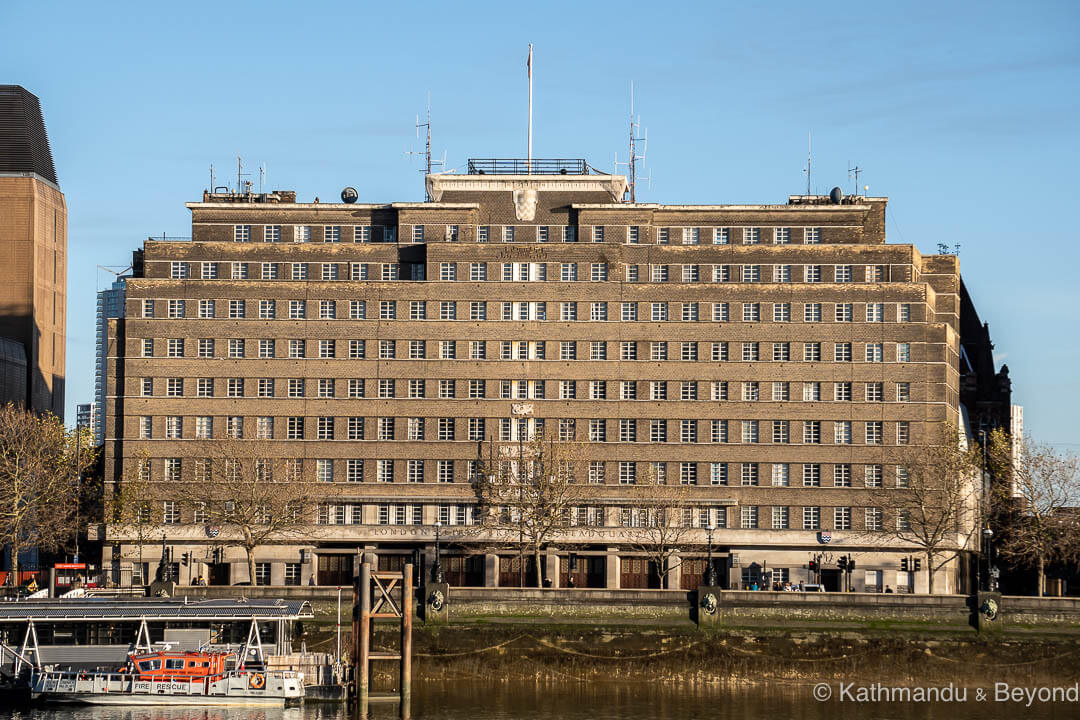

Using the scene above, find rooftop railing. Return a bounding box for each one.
[466,158,596,175]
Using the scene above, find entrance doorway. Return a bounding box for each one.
[317,555,353,586]
[820,568,842,592]
[208,563,229,586]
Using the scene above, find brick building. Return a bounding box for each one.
[102,160,1008,593]
[0,85,66,417]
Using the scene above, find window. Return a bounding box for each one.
[163,501,180,524]
[835,421,852,445]
[865,507,883,531]
[741,342,759,361]
[772,421,789,444]
[742,265,760,282]
[619,462,637,485]
[680,463,698,485]
[592,226,605,243]
[225,416,243,439]
[710,462,728,485]
[319,299,337,319]
[560,263,578,282]
[287,417,304,440]
[835,382,852,401]
[773,302,791,322]
[650,381,667,400]
[899,303,912,322]
[741,463,758,486]
[865,343,883,362]
[164,416,182,439]
[167,300,185,319]
[231,262,248,279]
[834,507,852,530]
[170,262,188,279]
[590,263,608,282]
[680,420,698,444]
[772,506,789,529]
[256,417,273,439]
[803,421,821,444]
[382,263,399,280]
[772,382,790,401]
[895,382,911,402]
[772,342,790,361]
[771,463,790,487]
[201,262,218,279]
[742,227,760,245]
[260,262,279,280]
[835,303,853,322]
[141,299,155,318]
[865,421,883,445]
[712,265,731,282]
[805,265,822,282]
[833,464,852,487]
[834,343,852,362]
[291,263,308,280]
[897,421,911,445]
[227,378,244,397]
[864,464,883,487]
[166,378,183,397]
[897,466,911,488]
[835,265,853,282]
[712,342,728,361]
[867,303,884,322]
[897,343,911,362]
[773,227,791,244]
[741,506,758,529]
[194,378,211,397]
[317,459,334,483]
[897,510,911,531]
[803,303,822,323]
[803,506,821,529]
[294,225,312,242]
[803,381,821,401]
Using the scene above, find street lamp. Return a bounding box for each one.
[982,527,994,592]
[704,523,717,587]
[432,520,444,584]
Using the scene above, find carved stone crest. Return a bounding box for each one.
[512,189,539,222]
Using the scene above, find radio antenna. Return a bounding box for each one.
[803,133,812,196]
[405,92,444,200]
[848,163,863,196]
[614,81,649,203]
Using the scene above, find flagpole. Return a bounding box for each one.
[527,43,533,174]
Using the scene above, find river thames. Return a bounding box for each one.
[2,680,1075,720]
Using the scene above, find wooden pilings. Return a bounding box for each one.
[352,561,413,717]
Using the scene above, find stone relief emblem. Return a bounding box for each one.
[700,592,718,615]
[512,189,539,222]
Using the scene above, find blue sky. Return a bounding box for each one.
[2,1,1077,446]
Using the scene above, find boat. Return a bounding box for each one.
[30,648,304,706]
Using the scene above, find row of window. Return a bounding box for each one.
[141,297,916,323]
[135,339,916,364]
[133,378,915,403]
[167,260,891,283]
[224,224,826,246]
[138,457,912,488]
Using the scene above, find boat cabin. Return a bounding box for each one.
[130,651,230,680]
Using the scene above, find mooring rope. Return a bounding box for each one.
[923,647,1080,667]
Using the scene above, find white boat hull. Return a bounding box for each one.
[38,692,290,707]
[32,670,304,707]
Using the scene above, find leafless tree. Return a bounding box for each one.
[621,480,695,589]
[0,404,96,585]
[987,430,1080,596]
[164,439,315,584]
[472,433,594,587]
[862,422,981,594]
[105,448,156,583]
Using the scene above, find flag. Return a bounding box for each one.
[527,44,532,79]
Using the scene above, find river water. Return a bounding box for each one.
[2,680,1074,719]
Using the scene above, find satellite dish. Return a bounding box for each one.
[829,187,843,204]
[341,187,358,204]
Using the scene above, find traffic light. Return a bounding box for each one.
[181,552,190,567]
[808,560,817,572]
[849,559,856,571]
[901,558,909,572]
[914,559,922,571]
[838,555,848,570]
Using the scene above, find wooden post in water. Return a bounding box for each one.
[401,563,413,707]
[358,561,371,705]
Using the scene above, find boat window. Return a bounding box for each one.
[165,658,185,669]
[137,660,161,672]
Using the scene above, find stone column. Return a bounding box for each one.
[545,554,560,588]
[605,548,620,589]
[270,562,285,587]
[667,554,682,590]
[484,554,499,587]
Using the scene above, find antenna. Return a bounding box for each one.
[404,92,445,201]
[614,81,649,203]
[803,133,812,196]
[237,156,252,194]
[258,163,267,194]
[209,163,214,193]
[848,163,863,196]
